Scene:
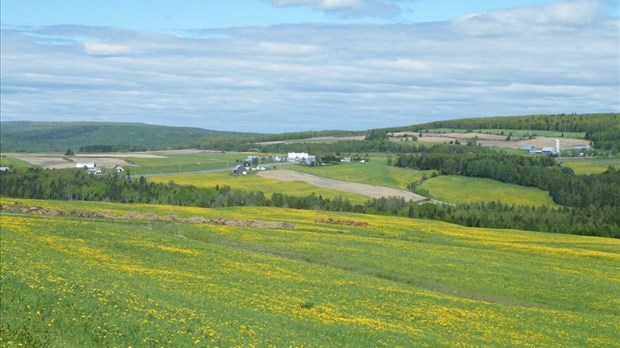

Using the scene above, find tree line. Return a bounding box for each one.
[395,145,620,208]
[1,168,618,238]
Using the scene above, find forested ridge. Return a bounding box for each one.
[0,122,246,152]
[1,168,618,237]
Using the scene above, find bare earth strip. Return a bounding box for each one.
[259,169,426,202]
[5,154,137,169]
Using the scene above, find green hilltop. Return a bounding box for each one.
[0,121,250,153]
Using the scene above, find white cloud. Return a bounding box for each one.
[452,0,605,35]
[1,0,618,132]
[257,41,318,54]
[83,41,131,56]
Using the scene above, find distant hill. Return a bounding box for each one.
[385,113,620,151]
[0,122,251,153]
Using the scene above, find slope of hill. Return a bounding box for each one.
[417,175,557,207]
[0,121,251,152]
[387,113,619,151]
[1,198,618,347]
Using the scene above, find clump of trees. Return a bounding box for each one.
[394,145,620,208]
[2,168,618,237]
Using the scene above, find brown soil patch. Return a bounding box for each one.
[257,135,366,145]
[316,218,371,227]
[0,203,294,229]
[5,154,136,169]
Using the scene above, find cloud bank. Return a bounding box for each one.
[1,0,618,132]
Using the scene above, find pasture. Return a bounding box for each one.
[558,158,620,175]
[127,151,245,175]
[2,151,250,174]
[418,175,558,207]
[1,198,618,347]
[0,156,32,169]
[286,158,434,190]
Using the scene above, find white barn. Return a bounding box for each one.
[76,163,97,169]
[287,152,309,162]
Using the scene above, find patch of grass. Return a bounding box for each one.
[558,158,620,175]
[130,153,250,175]
[148,171,370,203]
[418,175,557,207]
[1,198,618,346]
[0,155,33,169]
[287,158,434,190]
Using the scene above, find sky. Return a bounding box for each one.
[1,0,619,132]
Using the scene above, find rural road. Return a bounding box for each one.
[258,169,426,202]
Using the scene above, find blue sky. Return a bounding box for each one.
[2,1,574,30]
[1,0,619,132]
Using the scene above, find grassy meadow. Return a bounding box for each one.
[417,176,557,207]
[0,156,32,169]
[128,153,247,175]
[558,158,620,175]
[148,171,371,204]
[287,158,434,190]
[1,198,619,347]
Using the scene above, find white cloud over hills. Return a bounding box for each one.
[1,0,618,132]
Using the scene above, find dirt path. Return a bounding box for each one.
[258,169,426,202]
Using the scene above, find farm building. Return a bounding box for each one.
[540,147,558,155]
[304,156,317,166]
[572,145,592,152]
[233,164,248,175]
[87,167,102,175]
[114,165,125,173]
[520,145,536,152]
[76,163,97,169]
[0,167,9,172]
[287,152,309,162]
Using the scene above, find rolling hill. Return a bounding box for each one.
[1,198,618,347]
[0,121,250,153]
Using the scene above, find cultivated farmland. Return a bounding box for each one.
[1,198,619,347]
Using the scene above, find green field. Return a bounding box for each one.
[418,175,557,207]
[287,158,434,190]
[1,198,619,347]
[558,158,620,175]
[148,171,370,204]
[129,153,253,175]
[0,156,32,169]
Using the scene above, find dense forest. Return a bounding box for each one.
[1,168,618,237]
[395,144,620,208]
[0,122,245,152]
